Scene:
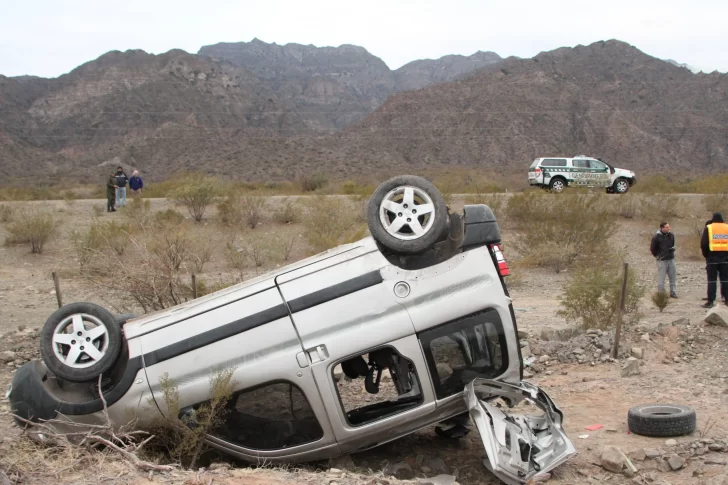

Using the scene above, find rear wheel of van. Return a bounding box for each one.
[549,178,566,193]
[39,302,123,383]
[367,175,448,254]
[613,178,630,194]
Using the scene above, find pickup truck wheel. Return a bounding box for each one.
[549,178,566,193]
[613,178,630,194]
[40,302,123,383]
[627,404,696,437]
[367,175,448,254]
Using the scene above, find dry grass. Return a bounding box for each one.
[296,172,329,192]
[651,291,671,312]
[272,197,300,224]
[301,196,368,253]
[0,203,15,222]
[506,192,618,272]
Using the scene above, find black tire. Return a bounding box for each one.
[627,404,696,437]
[39,302,123,383]
[548,177,567,193]
[613,178,630,194]
[367,175,448,254]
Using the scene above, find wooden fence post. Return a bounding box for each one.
[612,262,629,359]
[192,273,197,299]
[52,271,62,308]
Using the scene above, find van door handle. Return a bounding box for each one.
[306,344,329,364]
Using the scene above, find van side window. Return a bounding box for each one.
[572,159,589,168]
[590,160,607,170]
[419,309,509,400]
[541,159,567,167]
[334,346,423,426]
[209,382,324,450]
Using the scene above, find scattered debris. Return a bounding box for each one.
[585,424,604,431]
[666,454,686,470]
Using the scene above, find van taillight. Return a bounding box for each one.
[535,168,541,175]
[490,243,510,276]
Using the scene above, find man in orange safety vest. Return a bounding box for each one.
[701,212,728,308]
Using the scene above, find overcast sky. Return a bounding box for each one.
[1,0,726,78]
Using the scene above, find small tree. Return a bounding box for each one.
[557,259,645,330]
[150,367,236,469]
[241,195,266,229]
[171,176,220,222]
[651,291,670,312]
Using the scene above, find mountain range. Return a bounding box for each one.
[0,38,725,184]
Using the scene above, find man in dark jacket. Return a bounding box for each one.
[701,212,728,307]
[106,172,117,212]
[650,221,677,298]
[115,166,129,208]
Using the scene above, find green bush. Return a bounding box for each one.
[557,260,645,330]
[170,176,221,222]
[302,196,367,253]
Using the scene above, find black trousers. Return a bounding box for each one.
[107,192,115,211]
[707,260,728,302]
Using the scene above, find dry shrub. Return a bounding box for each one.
[216,193,243,227]
[640,194,685,220]
[652,291,671,312]
[704,193,728,214]
[147,368,236,469]
[170,175,221,222]
[241,195,267,229]
[297,172,328,192]
[507,192,617,272]
[280,234,298,261]
[79,225,195,312]
[0,204,15,222]
[5,209,59,254]
[189,234,214,273]
[557,258,645,330]
[71,220,133,267]
[341,180,376,196]
[273,197,300,224]
[302,196,368,253]
[614,195,639,219]
[243,234,272,268]
[155,208,185,225]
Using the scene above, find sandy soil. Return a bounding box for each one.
[1,194,727,485]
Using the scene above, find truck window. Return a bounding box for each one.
[541,159,567,167]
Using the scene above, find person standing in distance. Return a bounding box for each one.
[650,221,677,298]
[701,212,728,308]
[115,166,129,208]
[129,170,143,201]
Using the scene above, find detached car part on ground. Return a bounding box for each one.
[7,175,576,484]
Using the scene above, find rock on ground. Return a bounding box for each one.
[601,445,625,473]
[705,306,728,327]
[621,357,641,377]
[667,454,686,470]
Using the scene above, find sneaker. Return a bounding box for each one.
[702,301,714,308]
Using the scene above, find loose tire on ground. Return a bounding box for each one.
[40,302,123,383]
[367,175,448,254]
[627,404,696,437]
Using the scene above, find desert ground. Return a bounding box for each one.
[0,192,727,485]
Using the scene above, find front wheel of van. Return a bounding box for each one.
[367,175,448,254]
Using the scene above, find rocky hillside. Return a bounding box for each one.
[0,39,726,182]
[198,39,502,131]
[345,40,728,174]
